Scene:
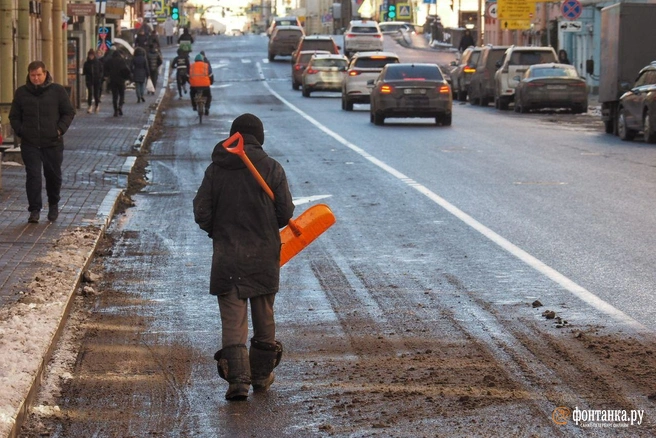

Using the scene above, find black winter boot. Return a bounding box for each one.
[250,339,283,392]
[214,345,251,401]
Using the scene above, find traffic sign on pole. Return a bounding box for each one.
[561,0,582,20]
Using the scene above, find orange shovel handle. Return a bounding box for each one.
[223,132,275,201]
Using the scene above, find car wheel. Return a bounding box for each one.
[341,96,346,110]
[437,113,452,126]
[292,81,300,91]
[268,53,275,62]
[572,105,586,115]
[370,111,375,124]
[494,96,500,109]
[302,86,310,98]
[645,109,656,144]
[345,100,353,111]
[374,112,384,125]
[617,108,635,141]
[480,95,489,107]
[499,97,510,111]
[457,82,467,102]
[604,120,614,134]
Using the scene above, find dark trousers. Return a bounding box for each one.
[86,82,102,106]
[20,143,64,212]
[218,289,276,347]
[190,87,212,109]
[175,73,188,97]
[149,71,159,89]
[110,82,125,111]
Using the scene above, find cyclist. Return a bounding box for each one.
[171,48,190,99]
[189,53,213,116]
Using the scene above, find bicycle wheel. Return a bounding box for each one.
[198,100,204,124]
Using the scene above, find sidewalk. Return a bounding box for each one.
[0,71,167,438]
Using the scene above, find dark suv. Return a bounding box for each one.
[617,61,656,143]
[450,46,481,101]
[468,45,508,106]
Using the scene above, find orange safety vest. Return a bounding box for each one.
[189,61,210,87]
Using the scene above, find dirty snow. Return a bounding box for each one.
[0,226,100,437]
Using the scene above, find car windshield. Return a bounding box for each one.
[312,58,347,68]
[385,65,443,81]
[276,19,297,26]
[354,57,399,69]
[530,67,577,78]
[275,30,301,38]
[509,51,556,65]
[300,53,324,63]
[380,24,402,31]
[350,26,379,34]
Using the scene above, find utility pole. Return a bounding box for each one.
[53,0,64,84]
[42,0,54,73]
[0,0,14,103]
[17,0,29,84]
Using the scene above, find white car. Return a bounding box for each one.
[302,54,349,97]
[343,20,383,58]
[341,51,400,110]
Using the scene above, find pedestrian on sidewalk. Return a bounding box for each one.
[9,60,76,223]
[164,17,176,45]
[82,49,104,114]
[131,47,150,103]
[104,50,131,116]
[193,114,295,401]
[146,44,163,93]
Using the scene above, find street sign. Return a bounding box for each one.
[560,20,582,32]
[68,3,96,16]
[487,2,498,18]
[501,19,531,30]
[561,0,582,20]
[498,0,534,21]
[398,3,411,18]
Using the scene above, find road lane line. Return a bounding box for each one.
[259,66,647,333]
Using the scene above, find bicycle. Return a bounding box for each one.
[194,93,207,124]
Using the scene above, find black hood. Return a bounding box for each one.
[211,134,268,170]
[25,71,54,95]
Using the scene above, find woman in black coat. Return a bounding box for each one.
[82,49,103,113]
[131,47,150,103]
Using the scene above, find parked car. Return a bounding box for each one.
[292,50,330,90]
[341,51,400,110]
[513,63,588,114]
[368,63,453,126]
[494,46,558,110]
[267,16,302,37]
[378,21,415,34]
[343,20,383,58]
[616,61,656,143]
[301,54,349,97]
[293,35,341,63]
[449,46,481,101]
[468,45,508,106]
[268,25,304,61]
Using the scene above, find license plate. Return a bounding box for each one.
[547,85,567,90]
[403,88,427,95]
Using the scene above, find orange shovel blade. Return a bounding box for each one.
[280,204,336,266]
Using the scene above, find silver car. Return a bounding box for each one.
[302,54,349,97]
[368,63,453,126]
[341,51,400,110]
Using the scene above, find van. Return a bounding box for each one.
[467,45,509,106]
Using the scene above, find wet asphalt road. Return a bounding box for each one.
[20,34,656,437]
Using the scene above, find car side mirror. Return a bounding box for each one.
[620,82,631,92]
[495,60,501,69]
[513,75,521,81]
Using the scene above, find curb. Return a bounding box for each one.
[5,64,170,438]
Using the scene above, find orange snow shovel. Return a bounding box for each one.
[223,132,336,266]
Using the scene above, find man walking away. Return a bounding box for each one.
[104,50,131,116]
[82,49,103,114]
[146,44,163,93]
[9,60,76,223]
[193,113,295,401]
[131,47,150,103]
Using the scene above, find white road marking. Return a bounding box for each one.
[293,195,333,206]
[256,62,647,332]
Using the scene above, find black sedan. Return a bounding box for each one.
[617,61,656,143]
[368,63,453,126]
[513,63,588,114]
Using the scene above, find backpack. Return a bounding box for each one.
[179,41,192,53]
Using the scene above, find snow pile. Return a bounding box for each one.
[0,226,100,437]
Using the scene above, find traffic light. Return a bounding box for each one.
[387,2,397,20]
[171,2,179,20]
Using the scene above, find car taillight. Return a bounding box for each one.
[346,33,356,38]
[306,68,319,74]
[348,70,360,76]
[527,82,542,87]
[373,34,382,39]
[464,67,476,73]
[438,85,450,94]
[294,65,303,71]
[380,84,393,94]
[572,82,587,87]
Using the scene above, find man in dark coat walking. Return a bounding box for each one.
[103,50,131,116]
[193,113,295,401]
[82,49,104,113]
[9,60,76,223]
